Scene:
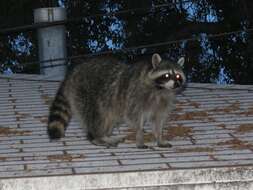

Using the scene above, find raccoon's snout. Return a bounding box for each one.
[173,75,187,94]
[173,74,185,89]
[174,80,181,89]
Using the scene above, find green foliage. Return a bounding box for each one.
[0,0,253,84]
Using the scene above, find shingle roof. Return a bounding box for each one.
[1,74,253,189]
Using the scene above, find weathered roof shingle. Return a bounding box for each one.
[1,74,253,189]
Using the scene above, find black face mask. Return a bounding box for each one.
[155,70,183,89]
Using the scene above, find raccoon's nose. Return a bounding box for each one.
[174,81,181,88]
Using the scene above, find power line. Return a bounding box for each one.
[13,26,253,70]
[1,76,253,92]
[186,85,253,92]
[0,1,192,35]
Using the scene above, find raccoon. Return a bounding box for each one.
[47,53,186,148]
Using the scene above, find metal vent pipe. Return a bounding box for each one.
[34,7,67,78]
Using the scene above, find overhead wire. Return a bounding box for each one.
[15,27,253,70]
[0,1,192,35]
[1,74,253,92]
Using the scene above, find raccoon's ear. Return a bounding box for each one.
[177,57,185,67]
[152,53,162,68]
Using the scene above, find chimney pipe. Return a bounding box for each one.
[34,7,67,79]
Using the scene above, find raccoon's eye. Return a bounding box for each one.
[155,73,171,84]
[158,73,171,80]
[161,73,171,80]
[175,74,183,82]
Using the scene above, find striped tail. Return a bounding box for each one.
[47,85,71,139]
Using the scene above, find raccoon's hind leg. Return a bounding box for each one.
[47,88,71,139]
[87,112,125,147]
[91,136,125,148]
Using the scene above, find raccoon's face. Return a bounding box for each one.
[148,54,186,91]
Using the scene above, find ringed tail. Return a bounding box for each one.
[47,85,71,139]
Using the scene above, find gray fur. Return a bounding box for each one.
[48,53,186,148]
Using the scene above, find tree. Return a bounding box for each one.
[0,0,252,84]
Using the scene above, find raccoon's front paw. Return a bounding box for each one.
[158,141,172,148]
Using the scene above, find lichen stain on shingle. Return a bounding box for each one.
[209,101,240,113]
[217,124,226,129]
[174,106,183,112]
[166,124,193,140]
[171,101,242,122]
[217,138,253,150]
[125,129,155,143]
[235,124,253,134]
[176,147,214,153]
[240,106,253,116]
[41,94,53,106]
[15,111,31,119]
[0,157,6,161]
[47,154,85,162]
[34,115,48,123]
[186,99,201,108]
[0,126,31,136]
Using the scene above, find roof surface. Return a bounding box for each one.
[1,74,253,189]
